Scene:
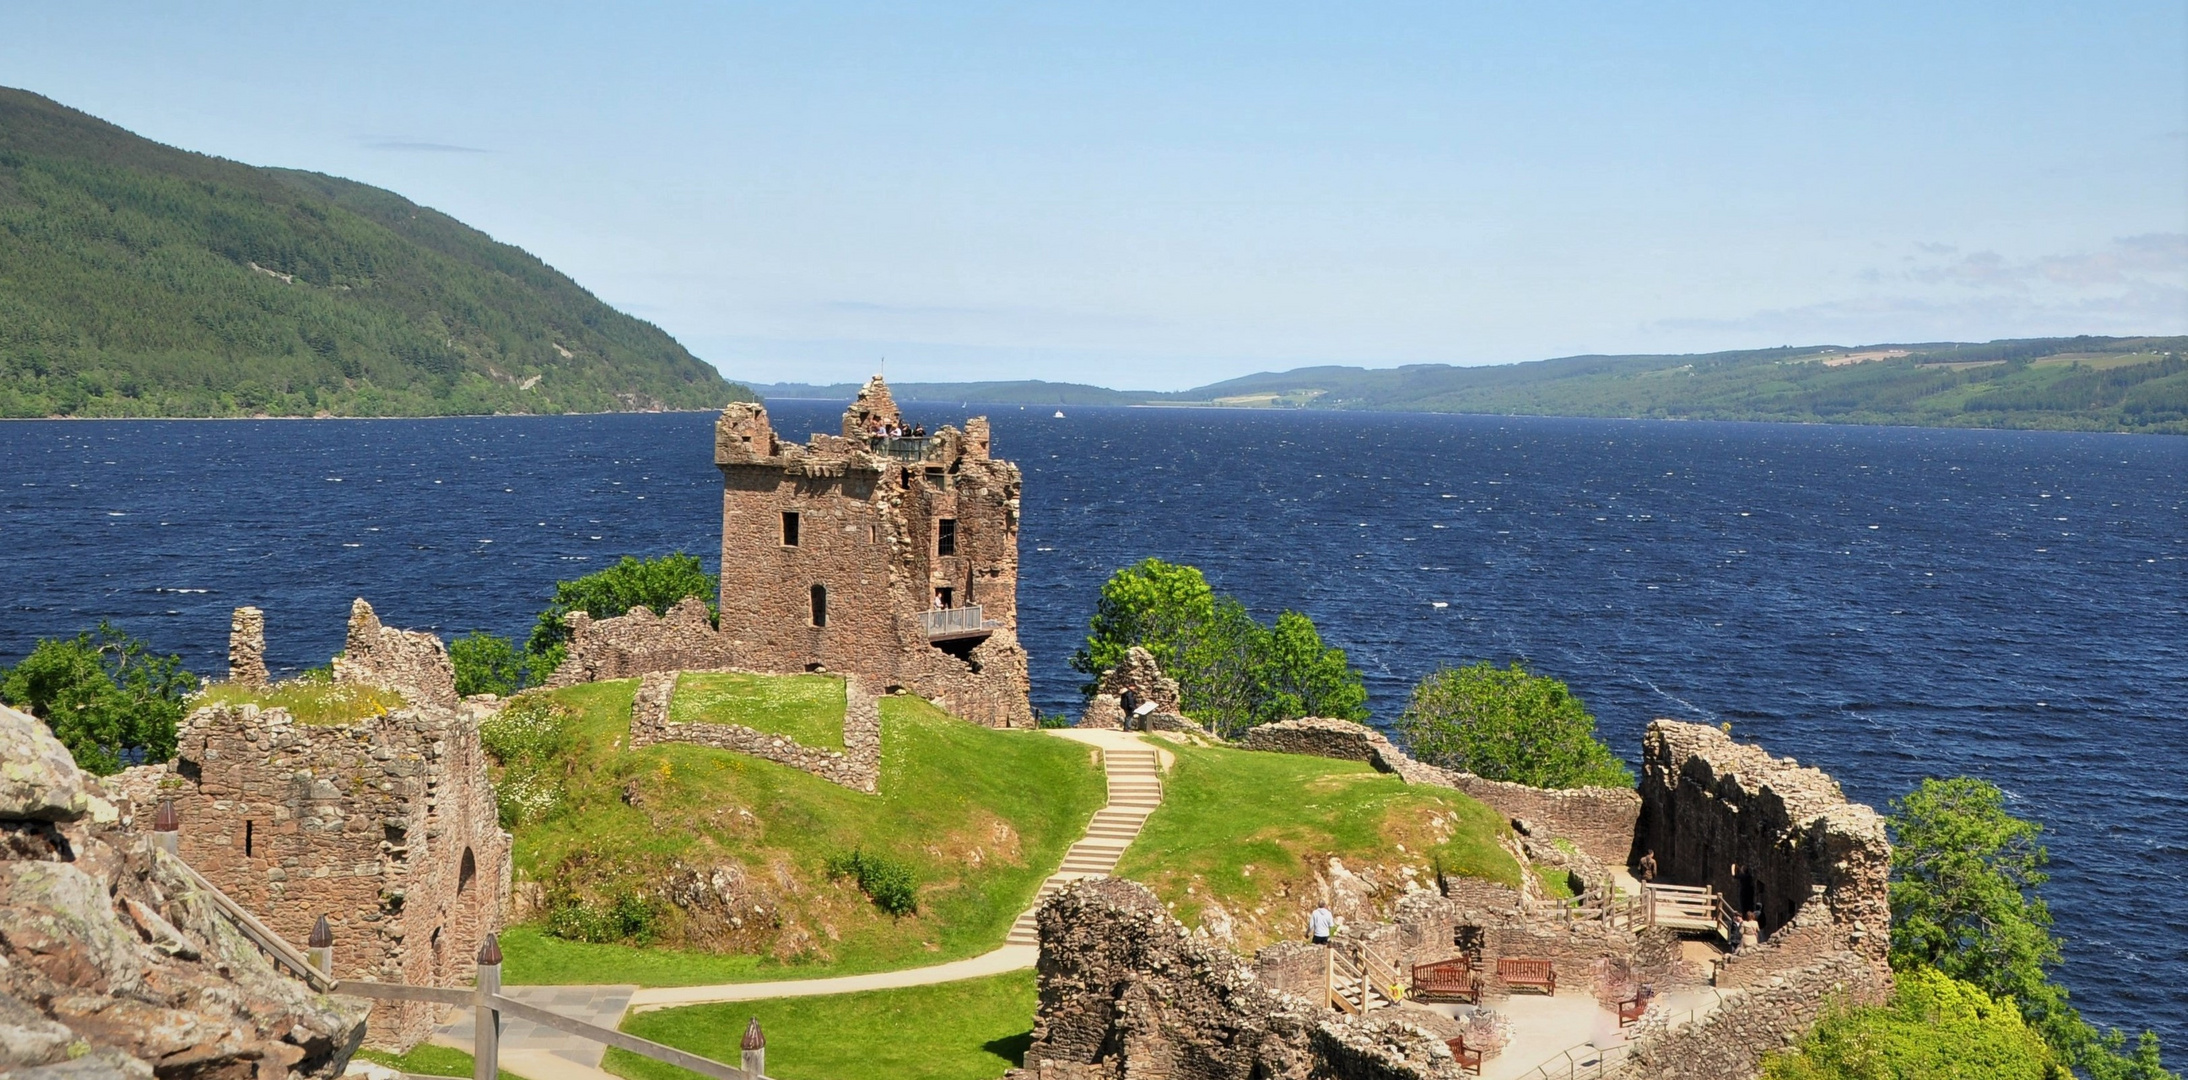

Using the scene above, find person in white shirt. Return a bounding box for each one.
[1309,904,1334,945]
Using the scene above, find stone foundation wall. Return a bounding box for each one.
[628,670,882,793]
[1240,718,1641,868]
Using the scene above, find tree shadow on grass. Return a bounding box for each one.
[983,1031,1034,1066]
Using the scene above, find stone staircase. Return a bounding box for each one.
[1004,746,1165,947]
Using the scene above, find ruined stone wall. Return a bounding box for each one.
[547,598,739,687]
[230,605,269,686]
[1634,720,1890,958]
[333,599,457,711]
[1011,878,1466,1080]
[1241,718,1641,867]
[712,386,1032,728]
[1620,950,1890,1080]
[628,670,882,792]
[140,700,510,1049]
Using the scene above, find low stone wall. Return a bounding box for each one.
[1621,949,1890,1080]
[1240,718,1641,868]
[628,670,881,793]
[548,598,738,687]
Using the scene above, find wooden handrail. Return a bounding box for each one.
[170,860,334,991]
[491,994,761,1080]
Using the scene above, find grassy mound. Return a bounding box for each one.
[192,678,406,725]
[497,680,1104,986]
[669,671,846,751]
[608,971,1034,1080]
[1113,739,1521,952]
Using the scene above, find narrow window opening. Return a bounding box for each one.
[810,584,828,627]
[244,819,254,857]
[937,518,957,556]
[458,848,476,894]
[781,511,801,547]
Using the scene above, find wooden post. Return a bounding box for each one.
[308,914,334,978]
[475,934,502,1080]
[740,1017,765,1080]
[152,798,181,857]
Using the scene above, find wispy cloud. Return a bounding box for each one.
[1667,234,2188,341]
[364,140,490,153]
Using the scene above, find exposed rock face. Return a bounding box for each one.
[0,703,367,1080]
[1010,878,1465,1080]
[332,600,456,711]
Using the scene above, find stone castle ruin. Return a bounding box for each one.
[1028,717,1893,1080]
[112,600,512,1050]
[551,375,1035,728]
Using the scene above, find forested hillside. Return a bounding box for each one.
[0,88,751,417]
[1169,337,2188,433]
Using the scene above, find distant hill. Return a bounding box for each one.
[750,379,1141,406]
[0,88,752,417]
[764,338,2187,434]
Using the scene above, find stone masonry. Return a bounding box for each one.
[547,597,737,688]
[113,605,511,1051]
[628,670,882,792]
[713,377,1034,727]
[229,605,269,687]
[1079,646,1190,730]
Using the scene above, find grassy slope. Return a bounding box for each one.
[1112,740,1521,953]
[0,86,751,417]
[501,681,1105,986]
[608,971,1035,1080]
[669,672,845,751]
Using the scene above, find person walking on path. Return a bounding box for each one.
[1309,904,1334,946]
[1637,850,1657,884]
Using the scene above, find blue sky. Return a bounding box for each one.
[4,2,2184,389]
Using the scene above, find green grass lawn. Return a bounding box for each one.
[670,672,846,751]
[607,971,1034,1080]
[355,1043,525,1080]
[500,682,1104,986]
[193,678,406,725]
[1113,739,1521,952]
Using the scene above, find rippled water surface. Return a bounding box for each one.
[3,405,2182,1047]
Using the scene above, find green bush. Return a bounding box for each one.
[544,889,662,945]
[827,848,919,916]
[450,631,528,697]
[525,553,718,675]
[480,696,576,827]
[1397,660,1632,789]
[1762,968,2060,1080]
[1,622,193,774]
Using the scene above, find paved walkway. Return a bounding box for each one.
[432,984,636,1067]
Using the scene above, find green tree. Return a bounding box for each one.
[1396,661,1632,788]
[1,623,194,774]
[1069,558,1216,692]
[1072,560,1367,737]
[1888,778,2175,1080]
[449,631,528,697]
[526,553,719,675]
[1760,967,2060,1080]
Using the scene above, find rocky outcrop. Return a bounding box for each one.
[1010,878,1466,1080]
[0,703,367,1080]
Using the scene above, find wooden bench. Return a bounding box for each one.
[1617,991,1652,1027]
[1445,1036,1483,1076]
[1410,956,1481,1003]
[1497,956,1556,995]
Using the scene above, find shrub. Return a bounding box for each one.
[827,848,918,915]
[1397,660,1632,789]
[450,632,528,696]
[479,696,575,827]
[1,622,193,774]
[544,888,662,945]
[1761,967,2060,1080]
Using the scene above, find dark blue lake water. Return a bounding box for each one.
[2,405,2182,1047]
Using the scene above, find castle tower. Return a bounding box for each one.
[713,376,1032,727]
